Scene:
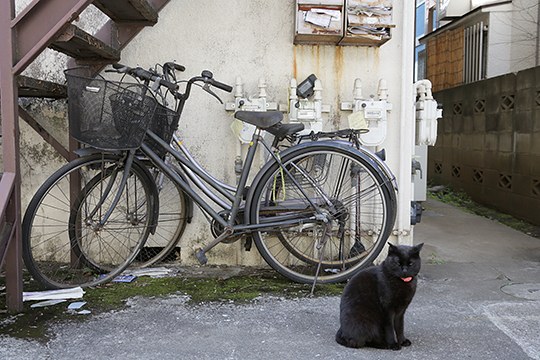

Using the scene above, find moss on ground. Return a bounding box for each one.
[0,268,344,343]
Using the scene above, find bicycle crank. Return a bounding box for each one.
[210,210,243,243]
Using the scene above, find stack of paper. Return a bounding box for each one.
[346,0,392,39]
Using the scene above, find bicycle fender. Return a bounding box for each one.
[328,140,398,193]
[172,168,194,223]
[132,158,160,235]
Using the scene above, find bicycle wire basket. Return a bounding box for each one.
[65,68,158,150]
[147,103,181,159]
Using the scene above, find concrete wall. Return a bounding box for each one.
[428,66,540,225]
[17,0,417,266]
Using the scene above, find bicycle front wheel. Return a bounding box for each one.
[249,143,396,284]
[22,153,155,289]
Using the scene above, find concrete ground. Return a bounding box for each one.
[1,198,540,359]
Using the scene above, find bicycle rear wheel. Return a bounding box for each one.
[133,163,188,266]
[249,143,396,284]
[75,161,188,268]
[22,153,155,289]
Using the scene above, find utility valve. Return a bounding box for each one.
[341,78,393,147]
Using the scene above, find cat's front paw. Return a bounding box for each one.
[401,339,412,347]
[388,342,401,351]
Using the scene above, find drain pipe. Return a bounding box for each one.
[396,1,415,246]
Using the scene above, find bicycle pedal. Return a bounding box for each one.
[195,249,208,265]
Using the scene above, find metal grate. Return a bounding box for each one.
[463,21,487,83]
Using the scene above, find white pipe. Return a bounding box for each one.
[234,76,244,184]
[414,79,433,99]
[397,0,415,246]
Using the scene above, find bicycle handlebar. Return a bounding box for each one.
[111,63,178,92]
[109,62,233,103]
[200,70,233,93]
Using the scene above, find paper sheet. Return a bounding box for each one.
[348,111,368,130]
[23,287,85,302]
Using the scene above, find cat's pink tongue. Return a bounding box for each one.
[401,277,413,283]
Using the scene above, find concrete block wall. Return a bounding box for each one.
[428,66,540,225]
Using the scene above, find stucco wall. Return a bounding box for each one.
[18,0,416,266]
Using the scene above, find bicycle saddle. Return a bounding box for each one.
[234,111,283,129]
[266,122,305,140]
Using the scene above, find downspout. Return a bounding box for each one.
[397,0,416,246]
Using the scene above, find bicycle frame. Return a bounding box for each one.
[140,127,324,236]
[166,130,398,211]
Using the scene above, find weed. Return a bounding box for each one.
[428,186,540,238]
[426,252,446,265]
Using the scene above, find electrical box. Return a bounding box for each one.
[415,79,442,146]
[358,100,392,146]
[340,78,392,146]
[294,0,344,45]
[415,96,442,146]
[289,77,331,135]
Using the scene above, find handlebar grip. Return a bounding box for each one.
[210,79,233,93]
[132,67,155,81]
[165,62,186,72]
[159,78,178,91]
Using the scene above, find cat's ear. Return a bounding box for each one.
[411,243,424,254]
[387,242,398,255]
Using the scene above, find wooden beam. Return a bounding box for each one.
[93,0,158,24]
[50,24,120,61]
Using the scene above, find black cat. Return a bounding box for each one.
[335,243,424,350]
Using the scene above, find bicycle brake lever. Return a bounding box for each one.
[202,83,223,104]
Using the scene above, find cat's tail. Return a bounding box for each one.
[335,328,352,347]
[335,328,346,346]
[335,328,363,348]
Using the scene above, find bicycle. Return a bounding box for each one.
[128,64,398,270]
[22,63,397,289]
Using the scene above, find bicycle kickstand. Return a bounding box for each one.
[310,221,333,296]
[195,227,234,265]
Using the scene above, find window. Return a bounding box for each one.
[463,21,488,83]
[415,2,426,81]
